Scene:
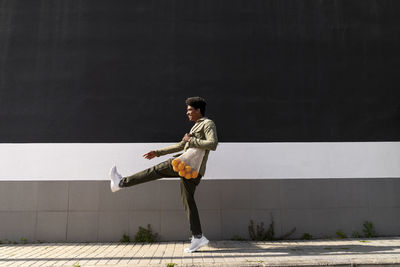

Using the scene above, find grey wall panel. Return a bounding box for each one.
[98,211,130,242]
[36,212,68,242]
[129,211,161,241]
[66,212,99,242]
[132,182,161,211]
[366,179,400,208]
[200,210,222,240]
[0,182,38,211]
[0,179,399,242]
[0,211,37,241]
[37,182,68,211]
[68,181,100,211]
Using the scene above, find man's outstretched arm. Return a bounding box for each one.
[143,141,186,159]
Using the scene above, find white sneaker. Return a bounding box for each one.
[109,165,122,192]
[184,235,209,253]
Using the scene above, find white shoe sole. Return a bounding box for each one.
[184,238,209,253]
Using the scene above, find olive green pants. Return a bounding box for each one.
[120,158,203,236]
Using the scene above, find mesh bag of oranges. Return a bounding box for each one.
[171,148,205,179]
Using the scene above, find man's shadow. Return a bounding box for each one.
[198,239,400,259]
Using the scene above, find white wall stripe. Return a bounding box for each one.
[0,142,399,180]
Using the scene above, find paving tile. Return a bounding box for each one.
[1,238,400,266]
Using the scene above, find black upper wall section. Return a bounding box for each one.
[0,0,399,142]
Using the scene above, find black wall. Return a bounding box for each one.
[0,0,399,142]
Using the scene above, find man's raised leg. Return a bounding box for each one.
[110,158,178,192]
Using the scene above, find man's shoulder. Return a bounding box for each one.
[203,118,216,127]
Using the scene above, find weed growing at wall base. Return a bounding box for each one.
[363,221,376,238]
[336,230,347,239]
[301,233,313,240]
[134,224,159,243]
[352,231,362,238]
[248,214,296,241]
[120,234,131,243]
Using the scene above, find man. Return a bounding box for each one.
[109,96,218,253]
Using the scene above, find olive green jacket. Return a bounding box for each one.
[154,117,218,176]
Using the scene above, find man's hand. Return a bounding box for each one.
[182,133,192,142]
[143,151,157,160]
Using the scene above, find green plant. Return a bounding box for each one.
[336,230,347,239]
[301,233,312,240]
[166,263,177,267]
[73,262,80,267]
[351,231,362,238]
[231,235,246,241]
[248,215,296,241]
[362,221,376,238]
[134,224,158,243]
[120,234,131,243]
[20,238,27,244]
[248,219,274,241]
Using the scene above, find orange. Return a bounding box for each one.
[171,159,180,167]
[185,173,192,179]
[178,162,186,171]
[173,166,179,172]
[185,165,191,172]
[191,171,198,178]
[178,170,186,177]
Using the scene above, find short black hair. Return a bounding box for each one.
[186,96,206,116]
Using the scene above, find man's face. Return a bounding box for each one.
[186,105,202,122]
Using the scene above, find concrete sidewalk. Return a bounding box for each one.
[1,238,400,267]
